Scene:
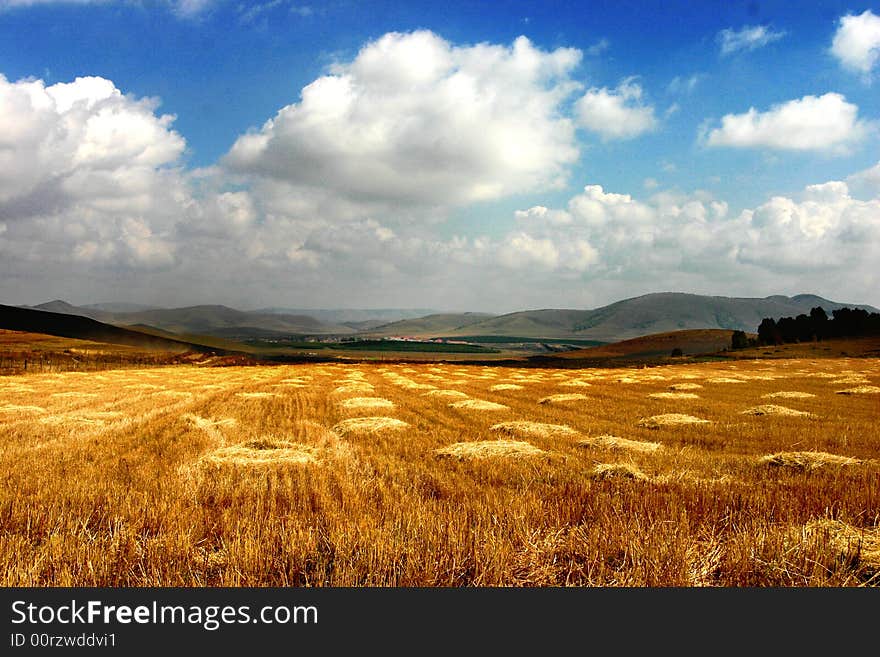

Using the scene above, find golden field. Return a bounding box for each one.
[1,354,878,586]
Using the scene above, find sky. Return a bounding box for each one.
[1,0,879,313]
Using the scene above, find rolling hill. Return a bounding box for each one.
[441,293,878,341]
[0,304,215,352]
[556,329,742,360]
[29,301,355,338]
[363,312,497,336]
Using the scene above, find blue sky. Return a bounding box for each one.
[1,1,879,311]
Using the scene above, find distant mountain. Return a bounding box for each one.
[0,304,212,352]
[22,293,877,343]
[363,312,497,336]
[27,302,355,337]
[82,302,162,313]
[254,308,439,324]
[443,293,879,341]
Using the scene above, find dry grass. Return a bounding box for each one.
[648,392,701,400]
[759,451,863,470]
[490,421,580,439]
[836,386,880,395]
[449,399,510,412]
[332,417,410,436]
[741,405,814,417]
[0,404,46,414]
[578,435,662,453]
[537,393,588,404]
[762,391,817,399]
[637,413,710,428]
[434,440,547,460]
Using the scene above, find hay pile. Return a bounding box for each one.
[490,421,580,439]
[338,397,395,411]
[202,440,318,466]
[434,440,547,460]
[449,399,510,411]
[333,383,375,394]
[637,414,710,429]
[423,389,469,399]
[741,405,814,417]
[669,383,703,391]
[50,391,98,398]
[648,392,700,400]
[489,384,524,391]
[558,380,592,388]
[235,392,279,399]
[762,391,816,399]
[705,377,745,384]
[578,435,661,453]
[332,417,410,436]
[835,385,880,395]
[590,462,649,481]
[759,451,862,471]
[832,376,871,385]
[803,519,880,570]
[537,393,588,404]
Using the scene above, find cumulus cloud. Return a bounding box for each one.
[847,161,880,196]
[831,10,880,78]
[704,93,873,153]
[717,25,786,55]
[480,177,879,307]
[574,78,657,140]
[224,31,582,207]
[0,74,187,268]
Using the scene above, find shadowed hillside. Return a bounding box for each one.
[0,304,213,352]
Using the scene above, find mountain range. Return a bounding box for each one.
[15,293,878,343]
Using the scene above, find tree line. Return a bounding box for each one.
[729,306,880,349]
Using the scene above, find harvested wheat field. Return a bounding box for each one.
[1,355,879,586]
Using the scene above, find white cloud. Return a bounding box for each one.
[717,25,786,55]
[574,78,657,140]
[224,31,582,207]
[169,0,215,18]
[0,73,187,268]
[0,0,216,17]
[585,38,609,56]
[667,74,704,95]
[704,93,872,153]
[847,160,880,196]
[0,0,108,7]
[831,10,880,78]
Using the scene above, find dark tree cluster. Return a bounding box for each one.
[755,306,880,346]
